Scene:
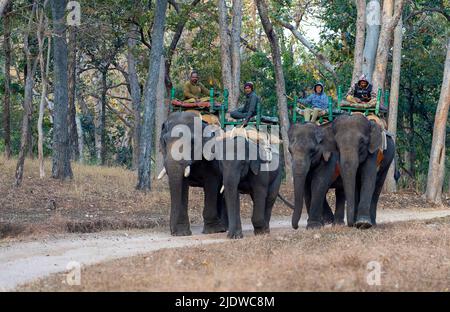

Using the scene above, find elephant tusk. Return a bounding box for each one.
[157,167,167,180]
[220,185,225,193]
[184,166,191,177]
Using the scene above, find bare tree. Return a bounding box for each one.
[384,13,403,193]
[51,0,73,180]
[372,0,404,93]
[127,23,142,170]
[425,37,450,204]
[362,0,381,80]
[0,0,9,17]
[218,0,242,110]
[352,0,366,85]
[255,0,292,181]
[15,2,39,186]
[137,0,168,190]
[2,1,11,159]
[67,25,80,161]
[37,1,50,178]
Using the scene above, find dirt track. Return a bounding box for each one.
[1,208,450,291]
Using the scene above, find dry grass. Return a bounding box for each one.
[0,156,292,239]
[19,216,450,292]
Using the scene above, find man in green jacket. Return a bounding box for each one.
[230,82,259,126]
[183,71,210,103]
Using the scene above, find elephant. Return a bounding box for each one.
[212,133,282,239]
[332,114,395,228]
[159,112,227,236]
[288,122,344,229]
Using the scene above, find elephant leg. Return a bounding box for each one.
[304,178,312,216]
[307,160,335,229]
[263,172,282,232]
[355,154,378,229]
[334,187,346,225]
[250,188,269,235]
[168,174,191,236]
[202,179,227,234]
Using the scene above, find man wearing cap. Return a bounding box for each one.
[229,82,259,127]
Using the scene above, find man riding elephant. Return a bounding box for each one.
[229,82,259,127]
[297,82,329,123]
[183,71,210,103]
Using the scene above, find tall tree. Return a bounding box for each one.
[352,0,366,85]
[0,0,9,17]
[127,23,142,170]
[255,0,292,181]
[372,0,404,93]
[218,0,242,110]
[384,12,403,192]
[51,0,73,180]
[425,37,450,204]
[15,2,39,186]
[2,1,11,159]
[155,56,167,178]
[37,1,50,178]
[362,0,381,80]
[67,25,80,161]
[136,0,168,190]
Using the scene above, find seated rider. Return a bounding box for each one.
[230,82,259,127]
[183,71,210,103]
[344,74,377,106]
[297,82,328,122]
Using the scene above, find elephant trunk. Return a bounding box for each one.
[292,173,307,229]
[339,155,358,226]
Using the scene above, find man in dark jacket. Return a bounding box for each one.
[344,74,377,106]
[230,82,259,126]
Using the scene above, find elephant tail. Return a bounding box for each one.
[277,193,294,210]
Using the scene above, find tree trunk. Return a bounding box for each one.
[372,0,404,93]
[75,114,84,163]
[230,0,243,109]
[127,24,142,170]
[37,8,50,178]
[425,37,450,204]
[68,26,80,161]
[51,0,73,180]
[352,0,366,85]
[0,0,9,17]
[15,2,37,187]
[362,0,381,81]
[94,98,102,162]
[3,2,11,159]
[136,0,168,190]
[100,70,107,165]
[218,0,233,104]
[155,56,167,178]
[384,14,403,193]
[255,0,292,181]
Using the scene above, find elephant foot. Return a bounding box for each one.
[227,230,244,239]
[355,217,373,229]
[171,225,192,236]
[333,220,345,226]
[202,223,227,234]
[306,221,323,230]
[254,227,270,236]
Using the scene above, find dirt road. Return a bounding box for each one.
[1,208,449,291]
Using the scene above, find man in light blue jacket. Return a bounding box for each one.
[298,83,329,122]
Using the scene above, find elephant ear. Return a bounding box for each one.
[369,121,382,154]
[250,159,260,175]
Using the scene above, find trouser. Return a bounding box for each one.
[343,95,377,107]
[303,108,324,122]
[230,110,255,120]
[184,96,210,103]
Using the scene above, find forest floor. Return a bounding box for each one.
[1,155,448,240]
[1,156,450,291]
